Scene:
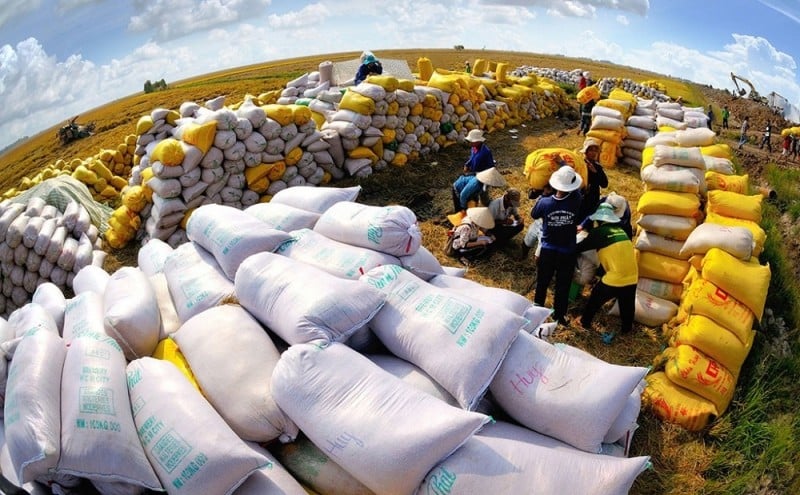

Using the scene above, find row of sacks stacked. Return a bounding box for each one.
[105,61,572,249]
[578,86,643,169]
[1,136,138,203]
[1,186,653,495]
[510,66,670,102]
[0,195,106,318]
[630,127,771,431]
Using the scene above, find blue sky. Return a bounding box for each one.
[1,0,799,151]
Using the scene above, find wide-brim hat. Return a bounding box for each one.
[581,138,601,153]
[466,129,486,143]
[466,207,495,230]
[604,192,626,219]
[549,166,583,192]
[476,167,506,187]
[589,203,620,224]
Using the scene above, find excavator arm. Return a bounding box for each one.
[730,72,763,102]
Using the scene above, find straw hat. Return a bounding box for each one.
[604,192,627,219]
[548,166,583,192]
[505,188,521,207]
[589,203,620,224]
[466,207,495,230]
[476,167,506,187]
[581,138,601,153]
[466,129,486,143]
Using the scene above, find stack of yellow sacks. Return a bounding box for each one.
[642,141,771,431]
[585,88,638,169]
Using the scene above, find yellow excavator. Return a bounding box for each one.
[730,72,767,104]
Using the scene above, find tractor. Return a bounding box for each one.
[58,117,95,145]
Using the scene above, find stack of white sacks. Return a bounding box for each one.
[620,98,658,169]
[0,197,106,318]
[0,186,652,495]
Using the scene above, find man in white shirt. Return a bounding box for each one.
[487,188,524,246]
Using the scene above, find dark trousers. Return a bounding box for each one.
[581,281,637,334]
[487,222,524,246]
[534,248,576,322]
[760,136,772,152]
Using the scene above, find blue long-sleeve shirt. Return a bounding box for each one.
[465,144,494,174]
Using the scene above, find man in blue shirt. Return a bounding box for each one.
[531,166,583,326]
[354,52,383,85]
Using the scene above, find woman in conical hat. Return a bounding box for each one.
[445,207,495,265]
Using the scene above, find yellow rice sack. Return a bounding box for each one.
[669,314,755,376]
[121,185,148,213]
[151,138,185,167]
[523,148,589,190]
[367,75,399,92]
[701,248,770,320]
[136,115,154,135]
[586,129,623,145]
[596,98,631,117]
[152,339,201,392]
[417,57,434,81]
[637,250,691,285]
[707,190,762,223]
[659,344,736,414]
[637,190,701,219]
[577,86,601,104]
[181,121,217,154]
[705,172,748,194]
[700,143,732,159]
[339,90,376,116]
[679,277,754,343]
[643,371,717,431]
[263,104,293,126]
[641,146,654,168]
[289,104,312,126]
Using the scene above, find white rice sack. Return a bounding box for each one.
[173,305,298,443]
[137,238,174,277]
[147,273,181,340]
[103,267,161,360]
[127,357,269,495]
[21,217,43,249]
[270,185,361,214]
[314,202,422,257]
[233,442,308,495]
[657,107,684,121]
[0,203,25,242]
[72,265,110,295]
[420,420,650,495]
[637,277,683,303]
[367,353,461,408]
[5,214,27,249]
[591,105,623,120]
[703,155,735,174]
[489,330,648,453]
[30,283,66,333]
[56,237,78,272]
[63,291,106,344]
[679,222,754,260]
[652,145,706,169]
[428,273,551,332]
[656,115,688,130]
[636,214,697,241]
[58,333,161,490]
[33,217,56,256]
[625,125,653,142]
[61,201,80,231]
[645,132,678,148]
[186,204,292,280]
[269,434,374,495]
[590,115,624,131]
[627,115,657,130]
[244,203,320,232]
[641,164,704,194]
[8,303,58,339]
[235,252,386,345]
[397,245,446,281]
[675,127,716,147]
[361,265,524,410]
[271,342,490,495]
[575,248,600,285]
[164,242,234,322]
[553,343,645,448]
[609,289,678,327]
[4,330,66,483]
[275,228,399,280]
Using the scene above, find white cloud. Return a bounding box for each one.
[616,14,629,25]
[128,0,272,42]
[479,0,648,17]
[0,0,42,29]
[267,2,330,29]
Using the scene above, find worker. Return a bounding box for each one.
[578,71,589,90]
[580,191,633,239]
[445,207,496,265]
[759,120,772,152]
[462,129,495,175]
[722,105,730,129]
[452,166,506,212]
[707,105,714,130]
[576,203,638,344]
[578,97,596,136]
[465,61,472,74]
[486,188,524,246]
[531,166,583,326]
[354,51,383,85]
[576,138,608,223]
[738,116,750,149]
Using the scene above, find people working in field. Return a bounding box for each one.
[452,166,506,213]
[354,51,383,85]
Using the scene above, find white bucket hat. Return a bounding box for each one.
[604,192,627,219]
[466,207,495,230]
[549,166,583,192]
[589,203,620,224]
[466,129,486,143]
[475,167,506,187]
[581,138,601,154]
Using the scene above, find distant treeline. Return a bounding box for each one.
[143,79,168,93]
